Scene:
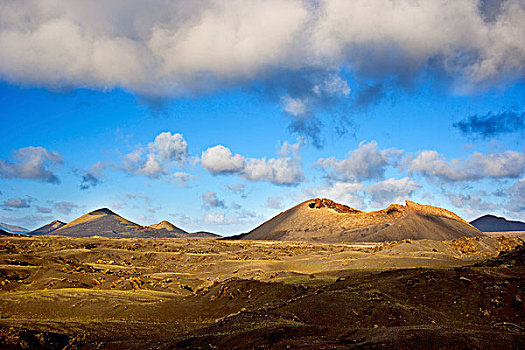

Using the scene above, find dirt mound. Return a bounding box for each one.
[30,220,66,235]
[240,198,483,243]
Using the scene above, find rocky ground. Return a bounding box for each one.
[0,235,523,349]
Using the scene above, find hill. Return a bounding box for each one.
[0,222,29,234]
[30,220,66,235]
[51,208,145,237]
[147,220,187,234]
[0,228,15,236]
[470,214,525,232]
[47,208,219,238]
[238,198,482,243]
[188,231,221,238]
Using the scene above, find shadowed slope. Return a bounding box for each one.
[48,208,219,238]
[471,214,525,232]
[52,208,145,237]
[0,222,29,234]
[0,228,14,236]
[30,220,66,235]
[240,199,483,243]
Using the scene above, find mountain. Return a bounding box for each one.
[237,198,483,243]
[0,222,29,234]
[0,227,15,236]
[470,215,525,232]
[51,208,149,238]
[30,220,67,235]
[147,220,187,234]
[47,208,219,238]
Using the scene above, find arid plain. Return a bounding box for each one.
[0,232,523,349]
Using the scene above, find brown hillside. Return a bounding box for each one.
[148,220,187,234]
[30,220,66,235]
[241,198,483,243]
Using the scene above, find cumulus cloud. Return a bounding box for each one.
[0,146,62,183]
[53,201,79,215]
[281,96,309,117]
[201,191,226,209]
[203,212,227,225]
[454,110,525,138]
[118,132,188,178]
[201,145,245,175]
[277,137,305,157]
[318,141,402,182]
[365,177,422,208]
[303,182,365,209]
[2,1,523,95]
[201,144,305,186]
[505,178,525,214]
[3,197,32,209]
[406,149,525,182]
[448,192,498,212]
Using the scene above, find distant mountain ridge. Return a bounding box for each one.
[0,222,29,234]
[470,215,525,232]
[0,227,15,236]
[235,198,482,243]
[28,208,219,239]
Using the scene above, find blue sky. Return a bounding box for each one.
[0,1,524,234]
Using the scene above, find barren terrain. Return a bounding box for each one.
[0,235,523,349]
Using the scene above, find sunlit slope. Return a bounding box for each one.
[241,198,483,243]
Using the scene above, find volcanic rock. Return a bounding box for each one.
[239,199,483,243]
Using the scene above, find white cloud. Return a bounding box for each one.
[281,96,309,117]
[303,182,365,209]
[202,191,226,209]
[201,145,245,174]
[118,132,188,178]
[277,137,305,157]
[365,177,422,208]
[243,157,304,185]
[1,1,523,97]
[313,74,351,97]
[406,150,525,182]
[318,141,402,181]
[505,178,525,214]
[203,212,227,225]
[0,146,62,183]
[448,192,497,212]
[201,144,305,186]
